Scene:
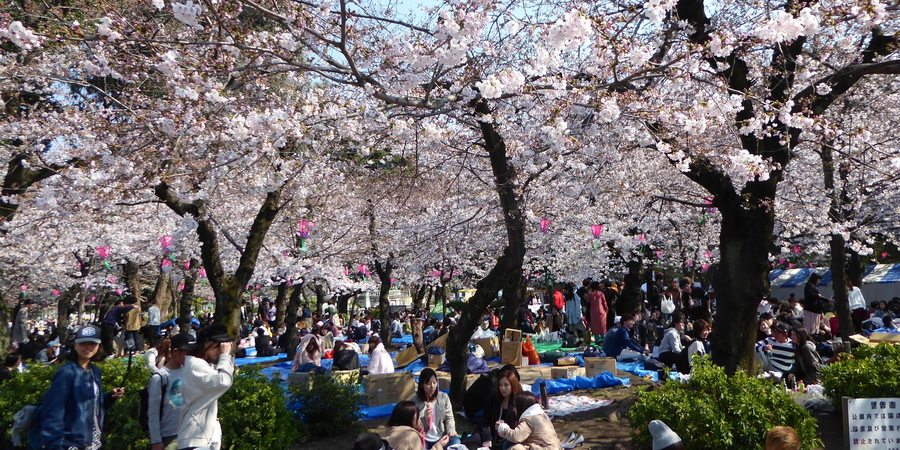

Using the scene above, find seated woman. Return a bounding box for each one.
[790,326,824,384]
[333,340,360,371]
[412,368,460,449]
[476,365,522,450]
[384,401,447,450]
[496,392,560,450]
[367,336,394,375]
[682,319,712,373]
[292,331,322,372]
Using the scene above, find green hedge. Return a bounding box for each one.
[1,358,302,450]
[629,357,822,450]
[821,343,900,405]
[288,373,365,441]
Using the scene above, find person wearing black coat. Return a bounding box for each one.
[332,340,360,371]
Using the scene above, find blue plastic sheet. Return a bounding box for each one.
[392,334,414,344]
[613,361,659,382]
[529,372,628,395]
[234,353,285,367]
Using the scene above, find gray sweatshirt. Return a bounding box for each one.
[148,366,185,443]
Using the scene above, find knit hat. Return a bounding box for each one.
[74,325,102,344]
[649,420,681,450]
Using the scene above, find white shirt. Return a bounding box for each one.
[848,286,866,311]
[148,305,161,326]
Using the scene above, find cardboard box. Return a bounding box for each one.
[504,329,523,342]
[288,371,331,389]
[869,332,900,345]
[438,376,450,391]
[584,357,618,377]
[365,371,416,407]
[501,341,522,366]
[551,366,578,379]
[332,369,360,385]
[472,337,499,357]
[428,353,445,368]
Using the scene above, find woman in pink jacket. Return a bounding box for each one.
[588,281,608,342]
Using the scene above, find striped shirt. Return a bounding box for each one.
[755,337,794,372]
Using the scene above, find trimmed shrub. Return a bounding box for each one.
[289,374,365,441]
[629,357,822,450]
[220,366,305,450]
[821,342,900,405]
[2,358,303,450]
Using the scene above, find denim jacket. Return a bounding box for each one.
[28,361,115,450]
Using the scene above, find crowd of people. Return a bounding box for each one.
[5,272,899,450]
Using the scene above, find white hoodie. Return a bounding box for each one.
[367,343,395,375]
[177,354,234,450]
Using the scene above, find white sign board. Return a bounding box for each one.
[844,398,900,449]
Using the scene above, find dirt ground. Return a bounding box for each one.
[293,372,845,450]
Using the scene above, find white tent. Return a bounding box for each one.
[769,264,900,304]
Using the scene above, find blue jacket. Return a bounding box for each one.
[605,326,643,358]
[29,361,115,450]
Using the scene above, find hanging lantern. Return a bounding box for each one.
[539,218,551,233]
[701,264,709,272]
[685,259,693,267]
[655,251,663,260]
[184,261,191,270]
[198,268,207,277]
[53,289,61,296]
[161,258,173,273]
[96,246,111,269]
[298,220,316,252]
[178,284,185,291]
[591,225,604,251]
[160,235,174,251]
[20,285,27,298]
[115,289,124,296]
[792,246,801,262]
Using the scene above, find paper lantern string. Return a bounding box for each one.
[699,197,716,224]
[21,285,27,298]
[636,234,645,254]
[792,246,801,262]
[540,218,551,234]
[96,246,111,269]
[591,225,604,251]
[298,220,316,252]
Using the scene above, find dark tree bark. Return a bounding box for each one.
[667,0,900,374]
[446,99,526,408]
[178,268,197,334]
[151,272,174,320]
[284,281,305,359]
[313,278,328,317]
[123,260,142,300]
[411,318,424,353]
[374,257,394,347]
[274,282,288,330]
[822,142,853,340]
[56,284,82,343]
[1,153,64,224]
[155,182,285,340]
[620,259,645,315]
[0,292,10,357]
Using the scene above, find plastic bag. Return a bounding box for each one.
[522,336,541,365]
[661,298,676,314]
[793,384,833,413]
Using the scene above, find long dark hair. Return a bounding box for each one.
[513,392,537,421]
[495,368,523,400]
[388,400,420,428]
[189,341,219,359]
[416,368,438,402]
[305,336,319,357]
[791,326,813,348]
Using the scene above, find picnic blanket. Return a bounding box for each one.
[544,394,614,417]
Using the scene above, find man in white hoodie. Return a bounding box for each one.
[149,333,195,450]
[178,325,234,450]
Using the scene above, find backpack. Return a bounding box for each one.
[676,339,700,374]
[138,371,168,432]
[11,403,41,447]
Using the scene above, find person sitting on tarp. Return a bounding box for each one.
[333,340,360,371]
[606,313,649,361]
[367,336,394,375]
[254,327,278,357]
[292,328,324,372]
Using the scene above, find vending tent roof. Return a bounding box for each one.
[769,264,900,301]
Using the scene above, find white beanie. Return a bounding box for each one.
[649,420,681,450]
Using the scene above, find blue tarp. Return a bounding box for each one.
[529,372,629,395]
[234,353,285,366]
[392,334,414,344]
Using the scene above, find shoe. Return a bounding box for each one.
[561,435,584,449]
[563,432,576,445]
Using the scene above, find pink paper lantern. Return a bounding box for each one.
[591,225,604,239]
[779,258,786,264]
[792,246,801,254]
[160,235,174,250]
[115,289,123,295]
[20,285,27,291]
[178,284,185,291]
[636,234,645,243]
[184,261,191,269]
[703,251,711,258]
[655,251,663,259]
[788,263,794,268]
[685,260,693,267]
[109,276,118,283]
[701,264,709,272]
[298,220,316,238]
[882,252,888,258]
[53,289,60,296]
[96,246,111,259]
[540,218,551,233]
[198,268,207,277]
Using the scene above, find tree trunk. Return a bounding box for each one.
[314,279,327,317]
[499,274,526,333]
[178,268,197,333]
[155,182,284,340]
[284,282,305,360]
[0,292,10,357]
[822,142,853,339]
[374,258,394,347]
[56,284,82,343]
[76,289,86,326]
[411,318,424,353]
[709,202,774,375]
[123,260,142,299]
[274,282,288,330]
[447,100,526,408]
[620,259,645,315]
[152,272,173,320]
